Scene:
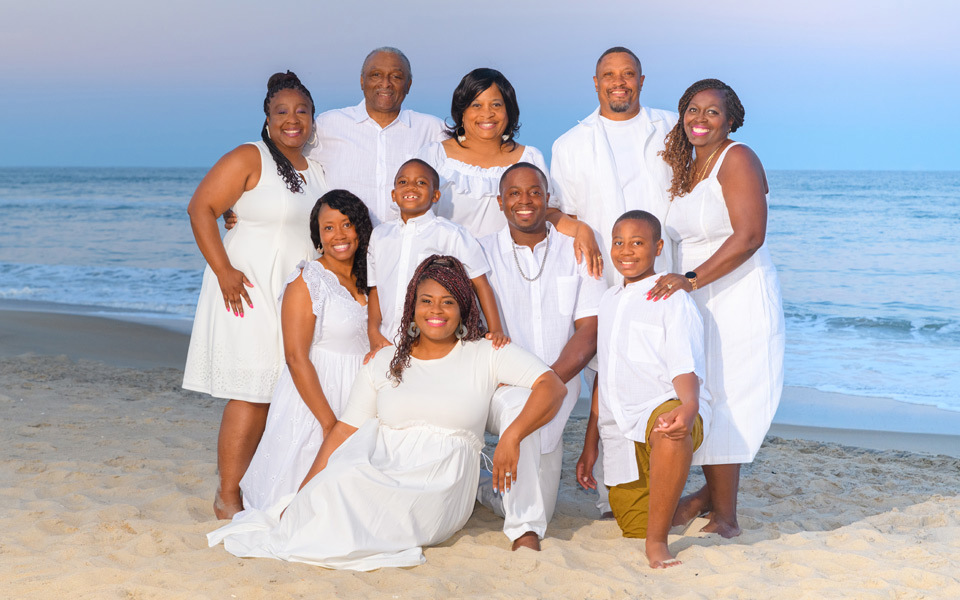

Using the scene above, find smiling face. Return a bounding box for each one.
[265,88,314,153]
[391,161,440,221]
[594,52,644,120]
[683,88,733,149]
[610,218,663,284]
[461,85,508,142]
[361,51,410,119]
[413,278,461,344]
[315,204,359,263]
[498,166,549,235]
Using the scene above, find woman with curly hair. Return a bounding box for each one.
[648,79,784,538]
[209,255,566,570]
[183,71,328,519]
[238,190,373,512]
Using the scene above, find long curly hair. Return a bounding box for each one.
[445,68,521,151]
[660,78,745,200]
[261,70,316,193]
[388,255,486,383]
[308,190,373,295]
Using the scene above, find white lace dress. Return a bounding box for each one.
[238,260,368,510]
[208,340,550,571]
[183,141,327,402]
[415,142,550,238]
[664,142,785,465]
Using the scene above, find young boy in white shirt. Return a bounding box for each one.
[366,159,506,358]
[576,209,711,569]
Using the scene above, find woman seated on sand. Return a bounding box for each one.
[237,190,373,512]
[208,255,566,570]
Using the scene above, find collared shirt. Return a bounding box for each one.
[597,273,711,486]
[479,224,608,452]
[307,101,446,226]
[368,209,489,343]
[551,106,678,284]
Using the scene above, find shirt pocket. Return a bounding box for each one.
[555,275,579,316]
[627,321,663,365]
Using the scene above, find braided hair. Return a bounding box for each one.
[308,189,374,295]
[261,71,315,193]
[388,255,486,383]
[660,78,745,200]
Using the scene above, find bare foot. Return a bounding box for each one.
[511,531,541,551]
[699,515,741,538]
[213,488,243,520]
[671,490,710,527]
[646,541,681,569]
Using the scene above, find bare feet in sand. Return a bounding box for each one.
[646,541,681,569]
[699,514,741,538]
[511,531,541,551]
[671,490,710,528]
[213,488,243,520]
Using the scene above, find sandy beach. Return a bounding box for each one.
[2,308,959,599]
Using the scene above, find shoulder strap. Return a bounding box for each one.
[709,141,742,178]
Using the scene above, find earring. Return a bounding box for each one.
[407,322,420,338]
[456,125,466,144]
[316,244,324,257]
[265,124,271,140]
[456,322,468,340]
[501,134,509,142]
[308,129,318,146]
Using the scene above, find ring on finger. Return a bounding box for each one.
[505,471,512,477]
[667,283,673,290]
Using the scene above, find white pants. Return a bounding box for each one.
[477,386,562,541]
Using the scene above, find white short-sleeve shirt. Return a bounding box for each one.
[479,225,607,452]
[307,101,446,226]
[367,209,489,343]
[597,273,711,486]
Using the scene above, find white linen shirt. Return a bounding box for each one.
[597,273,712,486]
[551,106,678,284]
[307,101,446,226]
[367,209,489,343]
[479,225,607,452]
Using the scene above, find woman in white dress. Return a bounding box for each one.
[239,190,373,511]
[183,71,327,519]
[208,255,566,570]
[416,68,598,267]
[648,79,784,538]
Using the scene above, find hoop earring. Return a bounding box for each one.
[456,322,468,340]
[456,125,466,144]
[407,322,420,338]
[308,128,318,146]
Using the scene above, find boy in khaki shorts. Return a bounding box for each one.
[577,210,711,568]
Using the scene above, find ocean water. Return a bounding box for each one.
[1,167,958,412]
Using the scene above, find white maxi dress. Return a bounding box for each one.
[664,142,785,465]
[208,339,550,570]
[238,260,368,511]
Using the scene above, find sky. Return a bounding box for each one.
[1,0,957,170]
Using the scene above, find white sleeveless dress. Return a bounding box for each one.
[183,141,327,402]
[238,260,368,510]
[664,142,784,465]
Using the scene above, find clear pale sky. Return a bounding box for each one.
[1,0,955,170]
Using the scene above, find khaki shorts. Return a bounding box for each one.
[607,399,704,538]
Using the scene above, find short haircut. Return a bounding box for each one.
[395,158,440,189]
[499,162,548,195]
[596,46,642,75]
[615,209,661,241]
[446,68,521,148]
[361,47,412,79]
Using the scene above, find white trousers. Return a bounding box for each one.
[478,386,562,541]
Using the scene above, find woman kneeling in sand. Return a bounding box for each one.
[208,255,565,570]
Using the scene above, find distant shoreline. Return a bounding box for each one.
[3,304,958,457]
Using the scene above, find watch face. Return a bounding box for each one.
[685,271,697,279]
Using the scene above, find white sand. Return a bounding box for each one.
[2,310,959,598]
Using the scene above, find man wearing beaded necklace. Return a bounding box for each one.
[477,162,606,551]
